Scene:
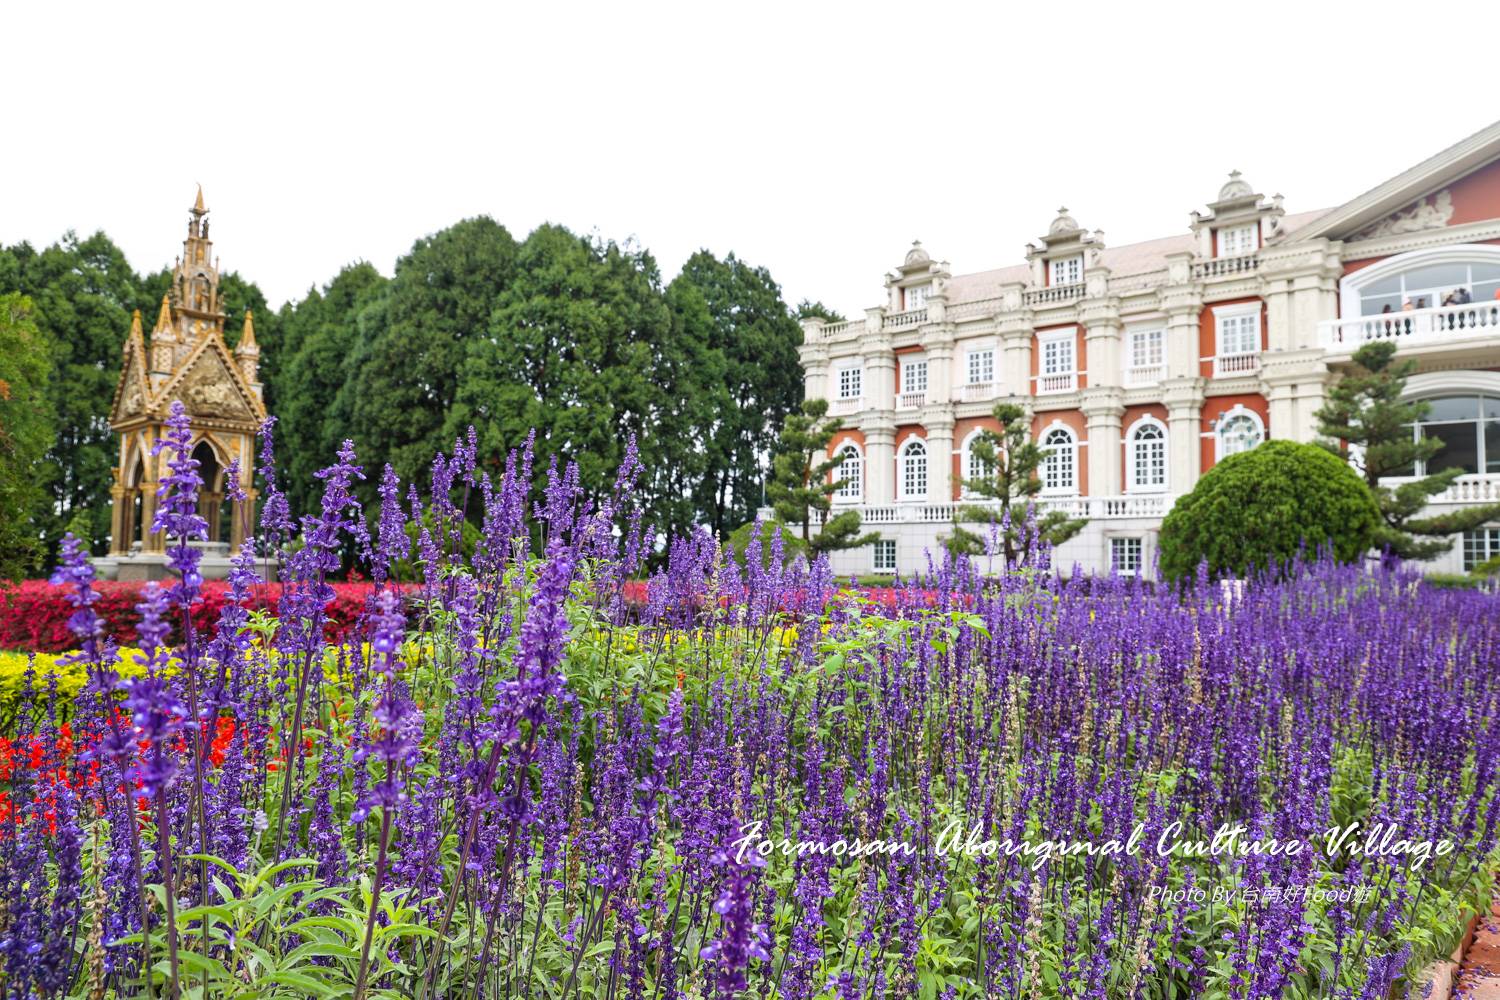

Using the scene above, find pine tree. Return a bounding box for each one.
[1316,340,1500,560]
[945,402,1085,566]
[766,399,878,555]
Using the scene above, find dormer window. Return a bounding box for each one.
[1218,224,1258,257]
[1048,255,1083,286]
[903,284,929,311]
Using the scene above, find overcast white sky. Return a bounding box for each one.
[6,2,1499,316]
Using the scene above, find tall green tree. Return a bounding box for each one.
[0,293,55,578]
[450,224,684,541]
[1316,340,1500,560]
[946,402,1085,566]
[276,262,388,516]
[0,232,141,556]
[668,252,804,537]
[766,399,877,554]
[340,217,518,491]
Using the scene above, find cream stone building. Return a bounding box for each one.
[800,122,1500,578]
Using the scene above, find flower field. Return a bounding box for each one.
[4,404,1500,999]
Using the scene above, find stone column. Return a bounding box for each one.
[926,411,956,503]
[139,480,165,554]
[864,423,896,505]
[866,310,895,413]
[798,318,830,401]
[1163,380,1205,495]
[1080,286,1121,392]
[1081,388,1125,497]
[923,324,954,406]
[108,475,129,555]
[1161,254,1203,381]
[997,288,1033,398]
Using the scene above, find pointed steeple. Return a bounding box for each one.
[193,184,206,214]
[129,309,143,339]
[236,310,258,352]
[153,295,174,334]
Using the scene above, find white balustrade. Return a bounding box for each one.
[1023,284,1085,307]
[1380,473,1500,504]
[1319,301,1500,350]
[896,391,925,411]
[853,494,1181,525]
[1192,254,1260,280]
[1213,353,1260,378]
[884,308,927,330]
[831,396,863,416]
[961,382,997,403]
[1037,372,1077,394]
[1124,364,1165,386]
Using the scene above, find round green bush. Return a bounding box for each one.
[1159,440,1379,582]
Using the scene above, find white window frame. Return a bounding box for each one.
[1126,416,1169,493]
[1218,224,1258,258]
[1463,527,1500,572]
[966,348,995,385]
[872,539,898,573]
[1039,423,1078,495]
[1037,328,1077,394]
[1215,405,1265,461]
[1109,535,1144,577]
[833,442,863,502]
[1049,254,1083,287]
[904,284,930,311]
[898,438,928,501]
[903,358,928,394]
[960,427,996,498]
[1214,304,1261,359]
[836,364,863,400]
[1125,327,1165,384]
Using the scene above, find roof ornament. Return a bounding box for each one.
[1049,207,1078,235]
[1218,170,1254,201]
[904,239,930,266]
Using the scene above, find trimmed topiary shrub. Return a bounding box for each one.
[1159,439,1379,582]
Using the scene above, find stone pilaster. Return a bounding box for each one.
[108,476,129,555]
[1162,378,1205,496]
[139,480,164,554]
[798,318,830,402]
[997,283,1033,397]
[921,321,955,406]
[1081,388,1126,496]
[863,421,896,505]
[925,410,956,503]
[866,309,895,413]
[1161,255,1204,381]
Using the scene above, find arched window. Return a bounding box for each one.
[834,444,863,500]
[1216,408,1264,460]
[1128,419,1167,492]
[1040,426,1076,494]
[899,439,927,499]
[1347,251,1500,315]
[961,429,997,496]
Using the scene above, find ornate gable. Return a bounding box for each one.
[152,334,265,426]
[109,310,152,425]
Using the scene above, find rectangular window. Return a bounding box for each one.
[1463,527,1500,572]
[967,349,995,385]
[1130,329,1163,369]
[1111,536,1144,576]
[872,539,897,573]
[904,284,929,311]
[1217,311,1260,357]
[1049,255,1083,286]
[1041,335,1075,375]
[838,366,863,399]
[1218,224,1258,257]
[903,359,928,393]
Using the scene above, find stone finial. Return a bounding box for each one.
[152,295,174,335]
[904,239,930,266]
[1049,207,1078,235]
[1218,170,1253,201]
[235,311,259,355]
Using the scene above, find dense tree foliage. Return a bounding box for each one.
[1159,439,1380,582]
[1,216,807,570]
[945,403,1085,566]
[0,293,54,578]
[668,252,804,537]
[1316,340,1500,560]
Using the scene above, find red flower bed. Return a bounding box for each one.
[0,580,380,652]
